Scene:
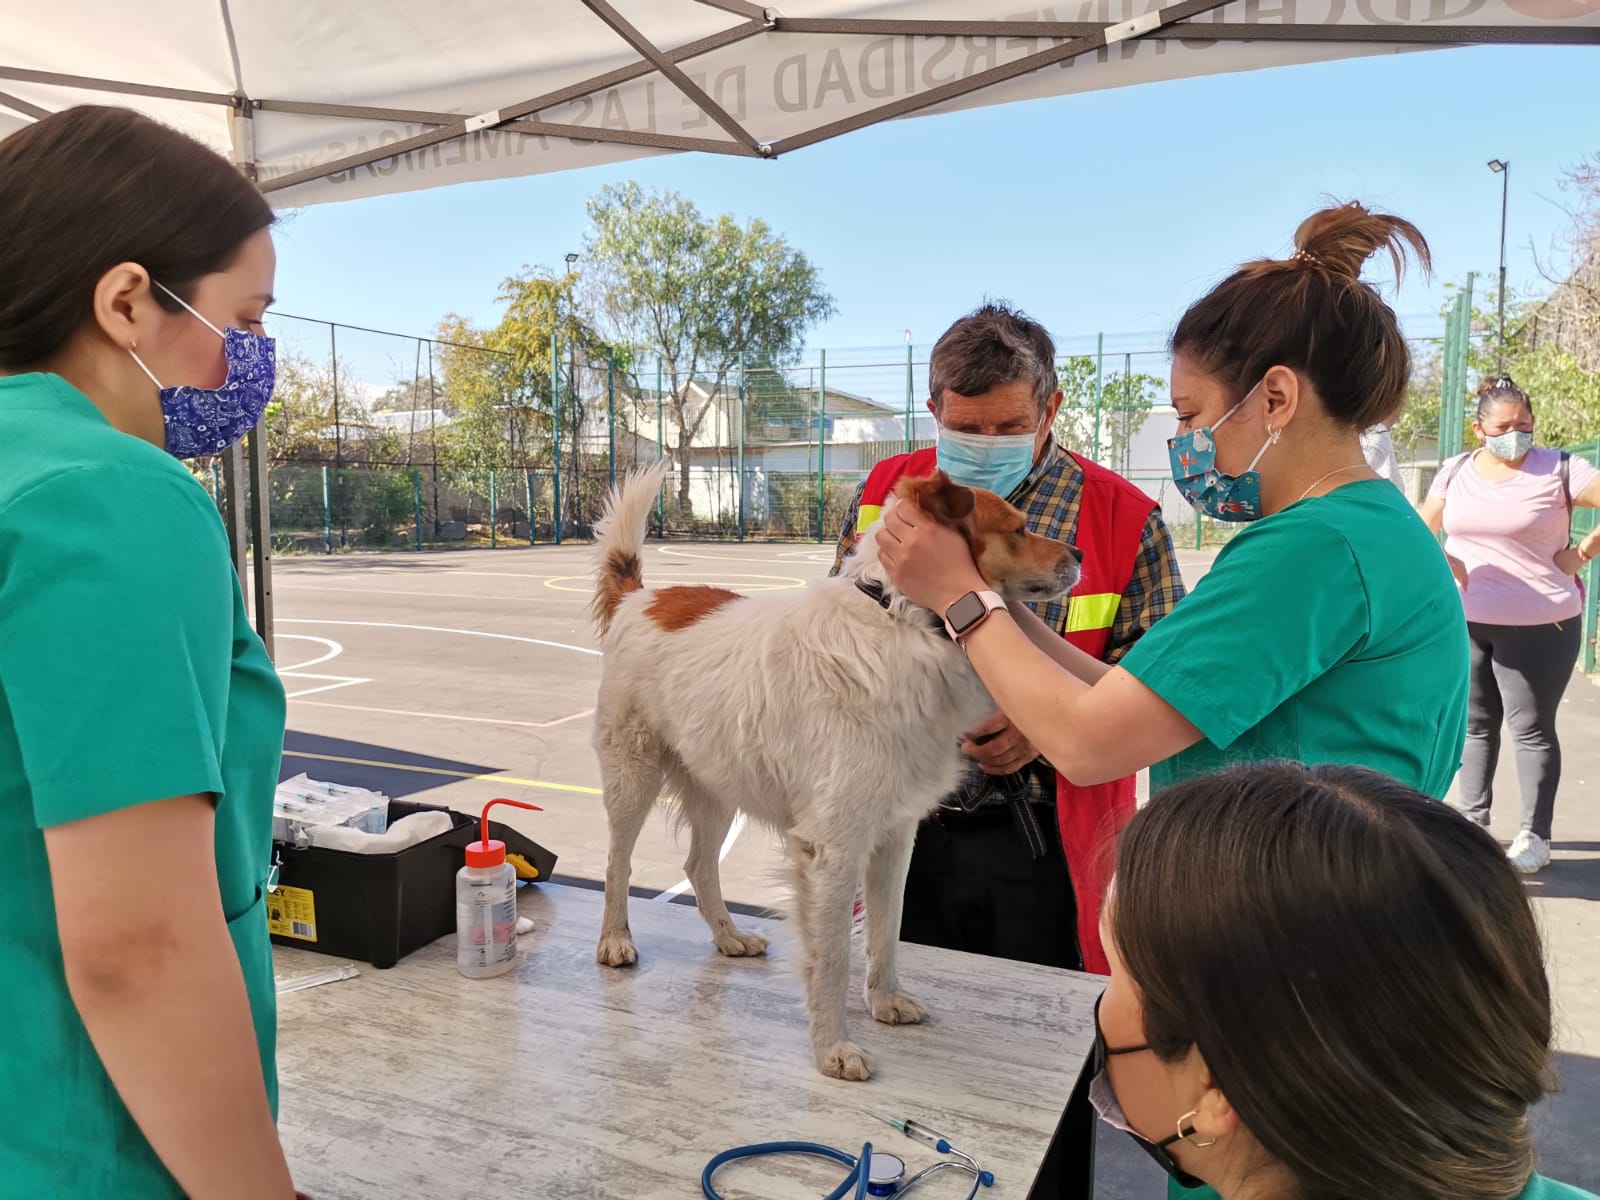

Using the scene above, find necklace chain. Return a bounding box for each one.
[1296,463,1368,503]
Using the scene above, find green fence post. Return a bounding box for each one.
[816,349,827,541]
[489,470,498,549]
[656,358,665,537]
[1194,512,1204,551]
[412,470,422,549]
[1092,332,1105,462]
[551,331,563,545]
[607,346,617,492]
[320,465,332,554]
[1585,436,1600,675]
[904,336,914,453]
[737,351,746,543]
[527,472,537,545]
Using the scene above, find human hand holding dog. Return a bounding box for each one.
[878,500,984,613]
[962,712,1039,775]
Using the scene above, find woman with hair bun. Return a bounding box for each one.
[878,203,1467,854]
[1420,375,1600,874]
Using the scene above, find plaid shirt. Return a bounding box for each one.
[830,440,1186,802]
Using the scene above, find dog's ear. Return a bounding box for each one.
[897,470,976,523]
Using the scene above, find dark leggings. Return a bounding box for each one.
[1459,619,1583,841]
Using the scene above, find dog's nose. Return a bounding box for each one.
[1064,543,1084,565]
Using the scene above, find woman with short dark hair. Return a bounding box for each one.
[0,106,301,1196]
[1094,761,1592,1200]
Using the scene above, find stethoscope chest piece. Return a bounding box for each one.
[866,1152,907,1196]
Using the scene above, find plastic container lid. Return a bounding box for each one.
[464,798,543,868]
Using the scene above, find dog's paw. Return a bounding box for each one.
[817,1041,873,1081]
[713,928,769,958]
[868,990,929,1026]
[596,932,639,967]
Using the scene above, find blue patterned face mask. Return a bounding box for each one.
[1167,380,1279,523]
[128,282,276,459]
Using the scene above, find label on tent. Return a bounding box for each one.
[267,886,318,942]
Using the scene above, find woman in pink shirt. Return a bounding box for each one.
[1421,376,1600,873]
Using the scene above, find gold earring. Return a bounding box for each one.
[1177,1110,1218,1149]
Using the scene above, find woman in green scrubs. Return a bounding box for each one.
[878,201,1468,804]
[0,107,302,1197]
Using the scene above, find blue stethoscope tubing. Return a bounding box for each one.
[700,1140,876,1200]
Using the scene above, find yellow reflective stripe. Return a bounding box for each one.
[1066,592,1119,633]
[856,503,883,533]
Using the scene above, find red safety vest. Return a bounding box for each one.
[856,447,1155,974]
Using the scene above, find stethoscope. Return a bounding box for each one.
[701,1110,995,1200]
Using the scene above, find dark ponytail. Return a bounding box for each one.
[1171,201,1431,430]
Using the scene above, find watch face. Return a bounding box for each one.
[947,592,987,631]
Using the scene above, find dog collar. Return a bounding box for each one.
[854,579,953,642]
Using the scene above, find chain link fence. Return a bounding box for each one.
[203,314,1466,553]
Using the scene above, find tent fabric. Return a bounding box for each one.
[2,0,1597,208]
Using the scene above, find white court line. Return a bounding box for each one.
[275,583,568,602]
[290,698,595,730]
[656,546,833,567]
[279,672,371,700]
[654,812,748,902]
[274,634,346,672]
[276,619,601,657]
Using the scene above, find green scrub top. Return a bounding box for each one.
[1119,480,1468,800]
[0,373,286,1196]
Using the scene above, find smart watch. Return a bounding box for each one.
[942,589,1007,644]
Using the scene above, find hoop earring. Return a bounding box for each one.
[1177,1111,1218,1149]
[1266,426,1282,445]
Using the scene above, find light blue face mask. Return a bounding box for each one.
[935,423,1039,499]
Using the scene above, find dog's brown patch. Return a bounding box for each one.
[591,548,644,633]
[645,586,742,631]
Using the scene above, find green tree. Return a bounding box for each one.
[263,351,339,463]
[1398,281,1600,459]
[1052,355,1163,471]
[433,269,618,530]
[585,182,835,513]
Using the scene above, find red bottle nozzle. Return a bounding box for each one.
[464,797,543,868]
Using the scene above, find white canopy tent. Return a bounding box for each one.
[4,0,1597,647]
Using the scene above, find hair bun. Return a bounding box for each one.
[1293,201,1432,285]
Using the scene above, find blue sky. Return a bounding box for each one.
[269,43,1599,374]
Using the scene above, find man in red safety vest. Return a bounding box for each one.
[831,303,1185,976]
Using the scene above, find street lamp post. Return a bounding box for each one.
[1488,159,1509,372]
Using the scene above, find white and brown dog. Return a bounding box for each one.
[588,461,1078,1080]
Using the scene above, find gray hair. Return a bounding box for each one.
[928,302,1058,412]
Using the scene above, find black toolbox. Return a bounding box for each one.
[267,798,558,969]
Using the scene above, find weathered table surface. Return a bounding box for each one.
[274,882,1101,1199]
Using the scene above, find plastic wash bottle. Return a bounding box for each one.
[457,797,542,979]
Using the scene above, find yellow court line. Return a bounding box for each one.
[283,750,602,795]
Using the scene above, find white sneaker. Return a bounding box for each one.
[1508,830,1551,875]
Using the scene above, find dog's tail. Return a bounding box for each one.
[591,461,669,634]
